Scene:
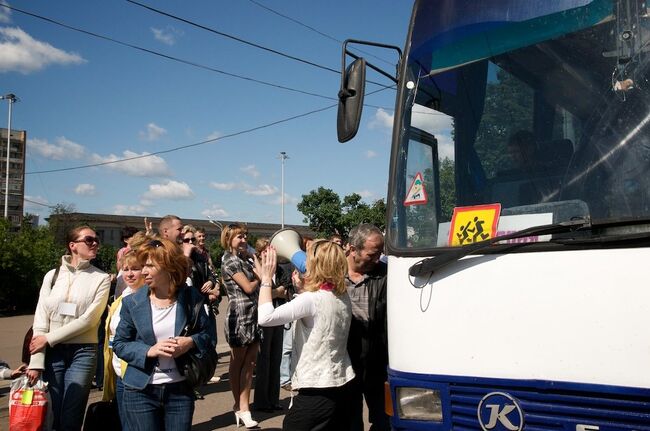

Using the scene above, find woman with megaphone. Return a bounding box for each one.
[258,240,355,431]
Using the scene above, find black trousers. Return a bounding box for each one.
[283,383,352,431]
[348,374,390,431]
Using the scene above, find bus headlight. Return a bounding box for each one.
[396,387,443,421]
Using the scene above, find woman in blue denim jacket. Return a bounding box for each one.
[113,238,216,431]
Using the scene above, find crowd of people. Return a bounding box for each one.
[10,216,390,431]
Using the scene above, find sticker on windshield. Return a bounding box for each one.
[404,172,428,206]
[449,204,501,246]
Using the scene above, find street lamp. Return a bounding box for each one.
[206,215,223,231]
[278,152,289,228]
[1,94,17,220]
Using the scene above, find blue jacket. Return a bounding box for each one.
[113,284,217,390]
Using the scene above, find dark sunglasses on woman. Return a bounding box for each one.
[182,237,196,244]
[72,236,100,246]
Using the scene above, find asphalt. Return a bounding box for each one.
[0,303,371,430]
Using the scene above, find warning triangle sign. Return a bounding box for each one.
[404,172,428,206]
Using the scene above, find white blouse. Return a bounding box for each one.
[258,292,315,328]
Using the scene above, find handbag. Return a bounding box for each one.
[9,376,51,431]
[83,400,121,431]
[178,288,218,388]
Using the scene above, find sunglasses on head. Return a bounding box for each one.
[148,239,163,248]
[182,237,196,244]
[73,236,100,246]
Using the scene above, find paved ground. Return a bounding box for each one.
[0,305,371,430]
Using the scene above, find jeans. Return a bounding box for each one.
[44,343,97,431]
[122,381,194,431]
[279,324,293,386]
[115,377,129,431]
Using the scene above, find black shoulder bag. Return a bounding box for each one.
[178,288,218,387]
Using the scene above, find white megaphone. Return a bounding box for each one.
[270,228,307,273]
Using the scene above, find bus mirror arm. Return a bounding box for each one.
[337,39,402,143]
[408,217,592,279]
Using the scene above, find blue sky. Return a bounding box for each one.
[0,0,413,226]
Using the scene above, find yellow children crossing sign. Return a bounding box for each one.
[448,203,501,246]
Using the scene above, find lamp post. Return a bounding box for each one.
[278,152,289,228]
[1,94,16,220]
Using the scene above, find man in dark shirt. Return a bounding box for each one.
[346,224,389,431]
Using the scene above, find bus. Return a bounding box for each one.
[337,1,650,430]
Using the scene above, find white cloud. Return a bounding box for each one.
[368,108,394,131]
[145,180,194,200]
[357,189,374,199]
[365,150,378,159]
[0,27,85,73]
[268,193,298,205]
[28,136,85,160]
[74,183,95,196]
[209,182,237,191]
[412,106,455,160]
[205,131,221,141]
[139,123,167,142]
[0,3,12,24]
[90,150,172,177]
[113,203,150,215]
[23,194,49,215]
[201,205,229,218]
[240,164,260,178]
[151,26,182,46]
[244,184,278,196]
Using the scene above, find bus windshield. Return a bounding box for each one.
[388,0,650,250]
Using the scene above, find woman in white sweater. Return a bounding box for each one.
[26,225,111,431]
[258,240,355,430]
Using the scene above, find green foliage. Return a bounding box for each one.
[0,218,63,313]
[297,187,386,238]
[474,69,533,178]
[93,244,117,274]
[208,238,224,278]
[439,158,456,221]
[297,187,344,237]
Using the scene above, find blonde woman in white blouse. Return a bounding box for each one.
[258,240,355,430]
[26,225,111,431]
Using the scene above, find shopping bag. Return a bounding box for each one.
[8,376,50,431]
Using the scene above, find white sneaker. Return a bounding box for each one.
[209,376,221,383]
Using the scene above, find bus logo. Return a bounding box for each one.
[477,392,524,431]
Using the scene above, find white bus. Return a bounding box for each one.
[338,1,650,430]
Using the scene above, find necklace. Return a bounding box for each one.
[150,295,176,310]
[152,301,176,310]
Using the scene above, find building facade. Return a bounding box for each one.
[47,212,314,249]
[0,128,26,226]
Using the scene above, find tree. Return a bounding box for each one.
[0,218,62,313]
[297,187,344,238]
[439,158,456,221]
[474,69,534,177]
[297,188,386,238]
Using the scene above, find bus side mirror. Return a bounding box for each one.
[337,57,366,143]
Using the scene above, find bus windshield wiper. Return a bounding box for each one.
[408,217,592,278]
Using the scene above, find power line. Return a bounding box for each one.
[0,3,335,101]
[26,103,337,175]
[246,0,395,67]
[126,0,341,74]
[125,0,393,89]
[24,84,405,176]
[0,192,56,208]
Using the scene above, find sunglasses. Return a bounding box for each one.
[73,236,100,246]
[148,239,163,248]
[182,237,196,244]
